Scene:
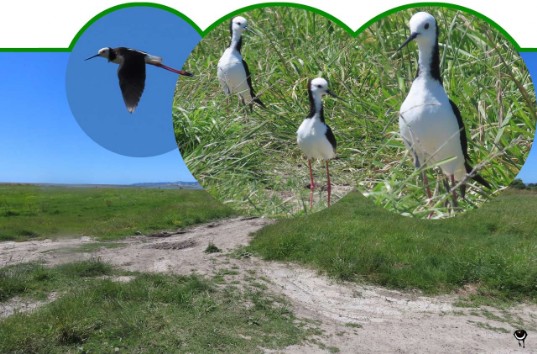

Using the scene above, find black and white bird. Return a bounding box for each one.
[217,16,265,111]
[395,12,490,207]
[297,78,338,208]
[514,329,528,348]
[86,47,193,113]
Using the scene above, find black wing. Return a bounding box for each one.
[242,59,265,108]
[117,51,146,113]
[450,99,491,188]
[449,99,469,161]
[325,125,337,153]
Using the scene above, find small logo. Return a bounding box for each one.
[514,329,528,348]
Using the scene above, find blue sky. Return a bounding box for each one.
[0,52,197,184]
[0,6,201,185]
[0,10,536,185]
[515,53,537,183]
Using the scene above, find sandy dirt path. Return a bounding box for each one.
[1,216,535,353]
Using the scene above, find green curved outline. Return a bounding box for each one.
[0,1,534,52]
[200,2,354,36]
[357,2,521,50]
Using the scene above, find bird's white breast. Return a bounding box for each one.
[399,77,465,177]
[217,48,251,99]
[297,116,335,160]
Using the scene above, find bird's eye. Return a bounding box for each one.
[424,23,430,30]
[317,85,323,88]
[237,22,241,25]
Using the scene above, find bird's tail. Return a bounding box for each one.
[253,97,266,108]
[251,96,266,109]
[461,161,491,198]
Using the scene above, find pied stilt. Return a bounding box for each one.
[514,329,527,348]
[297,78,338,208]
[85,47,193,113]
[395,12,490,208]
[217,16,265,111]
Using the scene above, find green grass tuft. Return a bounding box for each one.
[248,188,537,304]
[0,264,310,353]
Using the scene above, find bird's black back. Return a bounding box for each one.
[116,48,146,112]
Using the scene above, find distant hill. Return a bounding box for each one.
[0,182,202,190]
[130,181,202,189]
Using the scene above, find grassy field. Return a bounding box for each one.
[248,188,537,304]
[173,5,535,218]
[0,184,235,241]
[0,261,310,353]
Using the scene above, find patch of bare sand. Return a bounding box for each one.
[0,216,535,353]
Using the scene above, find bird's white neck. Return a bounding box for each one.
[307,91,325,121]
[312,94,323,116]
[230,31,243,51]
[416,37,442,82]
[418,44,434,77]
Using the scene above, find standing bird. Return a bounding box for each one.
[514,329,528,348]
[395,12,490,207]
[86,47,193,113]
[217,16,265,111]
[297,78,338,208]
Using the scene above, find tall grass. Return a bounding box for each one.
[173,5,535,218]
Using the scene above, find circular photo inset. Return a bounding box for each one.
[173,6,360,217]
[354,6,535,218]
[66,5,200,157]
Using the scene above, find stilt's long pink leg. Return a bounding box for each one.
[450,175,458,208]
[326,160,331,207]
[423,172,434,219]
[422,172,432,200]
[309,159,315,209]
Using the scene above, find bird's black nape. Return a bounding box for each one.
[229,19,243,52]
[306,79,325,122]
[427,27,442,83]
[414,19,442,83]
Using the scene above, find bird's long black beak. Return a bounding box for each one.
[85,54,100,61]
[245,26,259,36]
[395,32,418,52]
[326,90,341,100]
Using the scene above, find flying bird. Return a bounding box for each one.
[86,47,193,113]
[395,12,490,208]
[297,78,338,208]
[217,16,265,111]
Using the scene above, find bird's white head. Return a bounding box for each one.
[309,78,337,98]
[230,16,248,34]
[396,12,437,51]
[409,12,437,45]
[85,47,112,61]
[97,47,111,58]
